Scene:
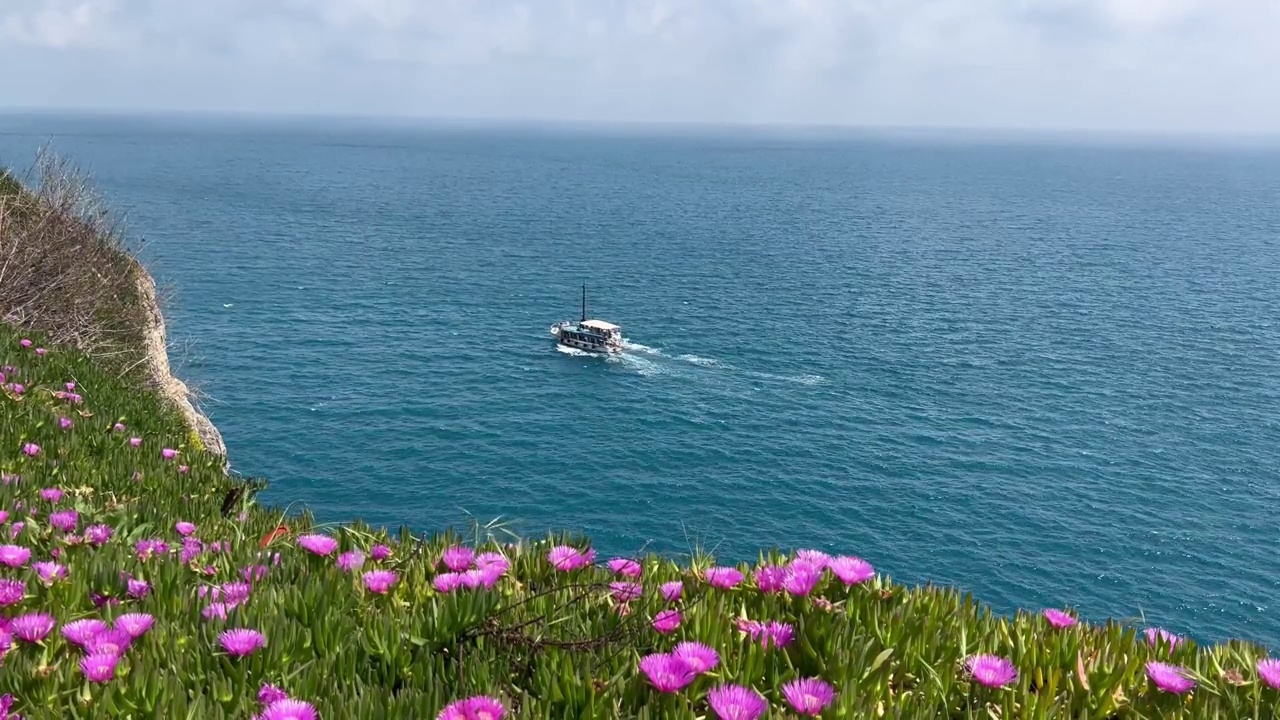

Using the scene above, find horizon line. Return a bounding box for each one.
[3,105,1280,147]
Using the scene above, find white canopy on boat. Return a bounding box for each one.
[581,319,620,331]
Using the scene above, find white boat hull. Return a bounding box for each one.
[551,324,622,354]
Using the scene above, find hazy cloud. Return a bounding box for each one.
[1,0,1277,132]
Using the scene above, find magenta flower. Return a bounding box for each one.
[441,545,475,571]
[0,510,6,524]
[86,629,132,657]
[21,443,39,457]
[180,538,204,565]
[0,545,31,568]
[477,563,507,588]
[660,580,683,602]
[740,619,796,649]
[135,538,169,560]
[203,602,230,621]
[370,544,392,561]
[19,339,30,348]
[7,522,21,539]
[161,448,178,460]
[782,560,823,596]
[61,618,109,647]
[33,561,67,584]
[1146,661,1195,694]
[753,565,785,593]
[639,653,698,693]
[59,417,72,430]
[708,683,768,720]
[85,524,112,546]
[433,572,465,593]
[337,550,365,573]
[297,534,338,557]
[475,551,509,571]
[1043,609,1077,628]
[1145,627,1183,649]
[175,521,196,537]
[363,570,398,594]
[437,696,506,720]
[547,545,592,571]
[179,465,190,474]
[257,699,319,720]
[967,655,1018,688]
[34,348,45,356]
[794,549,831,569]
[673,641,720,674]
[1257,658,1280,690]
[221,581,252,606]
[0,630,9,656]
[829,556,875,585]
[48,510,78,533]
[704,566,743,589]
[127,577,150,599]
[608,557,643,577]
[781,678,835,716]
[653,609,682,634]
[258,684,290,705]
[81,652,119,683]
[115,613,155,639]
[10,612,55,643]
[219,628,265,657]
[113,422,125,432]
[0,578,25,606]
[610,582,642,603]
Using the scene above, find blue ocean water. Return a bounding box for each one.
[2,114,1279,648]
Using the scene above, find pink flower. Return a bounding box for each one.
[161,448,178,460]
[86,628,132,657]
[547,545,592,571]
[179,465,190,474]
[610,582,642,603]
[782,560,823,597]
[363,570,398,594]
[175,521,196,537]
[61,618,109,647]
[660,580,683,602]
[85,524,112,546]
[1257,658,1280,690]
[1043,609,1077,628]
[0,578,25,606]
[672,641,719,674]
[258,684,290,705]
[652,609,681,634]
[48,510,78,533]
[966,655,1018,688]
[607,557,642,577]
[433,572,465,593]
[10,612,55,642]
[370,544,392,561]
[219,628,266,657]
[34,348,46,356]
[638,653,697,693]
[782,678,835,716]
[1144,628,1183,649]
[828,556,875,586]
[19,339,31,348]
[21,443,39,457]
[437,696,505,720]
[441,545,475,571]
[708,684,768,720]
[40,487,62,503]
[257,699,319,720]
[127,578,150,599]
[115,613,155,639]
[203,603,230,621]
[33,561,67,584]
[337,551,365,573]
[113,423,125,432]
[0,545,31,568]
[129,437,142,447]
[754,565,785,593]
[704,567,743,589]
[1146,662,1195,694]
[59,417,72,430]
[81,652,119,683]
[297,534,338,556]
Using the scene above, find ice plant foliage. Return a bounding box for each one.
[0,327,1276,717]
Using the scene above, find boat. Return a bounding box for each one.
[550,285,623,354]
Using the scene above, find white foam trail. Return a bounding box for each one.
[622,340,661,355]
[749,372,825,385]
[676,354,722,368]
[555,344,592,357]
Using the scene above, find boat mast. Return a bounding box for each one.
[581,284,587,322]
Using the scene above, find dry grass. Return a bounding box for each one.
[0,148,150,377]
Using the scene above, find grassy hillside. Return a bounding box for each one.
[3,321,1279,719]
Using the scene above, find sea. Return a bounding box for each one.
[2,113,1278,648]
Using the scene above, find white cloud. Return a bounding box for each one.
[0,0,1277,133]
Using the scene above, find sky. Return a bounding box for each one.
[0,0,1277,134]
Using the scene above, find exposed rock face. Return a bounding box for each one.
[132,261,228,465]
